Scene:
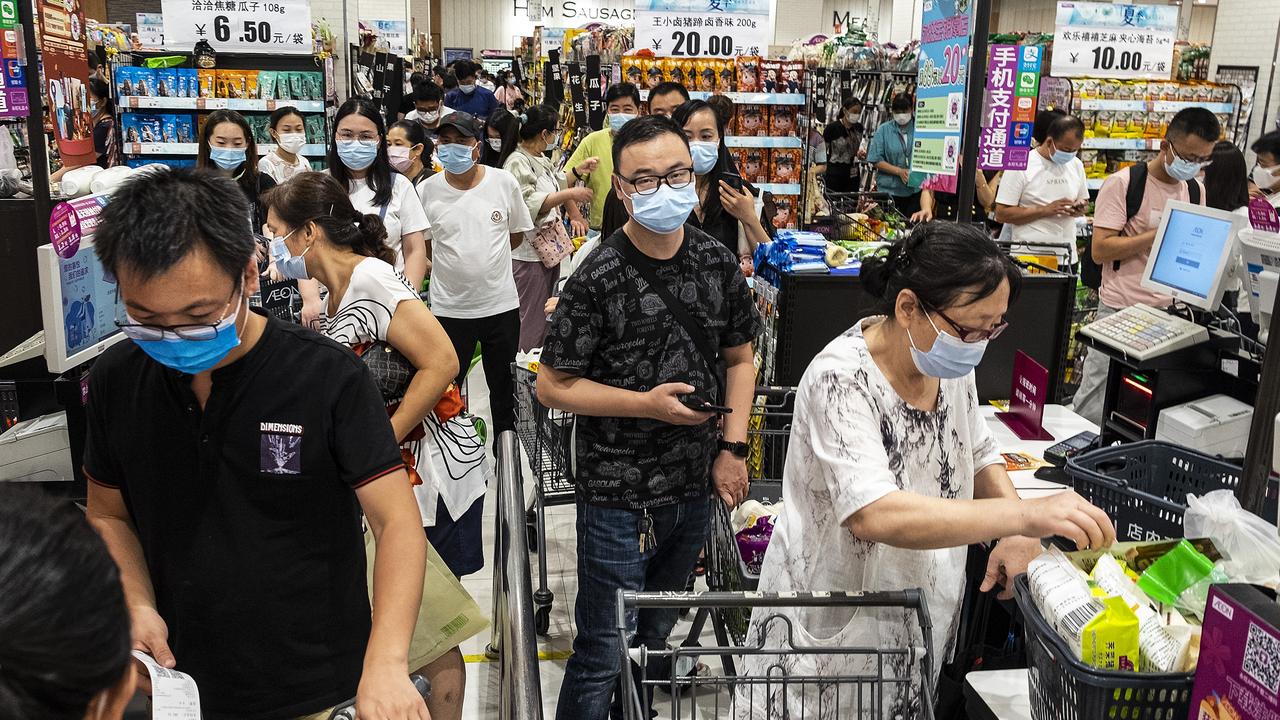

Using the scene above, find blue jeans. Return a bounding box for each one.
[555,498,710,720]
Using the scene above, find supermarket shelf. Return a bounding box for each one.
[638,90,805,105]
[1076,99,1235,114]
[125,142,326,155]
[122,97,326,112]
[1081,138,1160,150]
[756,183,801,195]
[725,136,802,149]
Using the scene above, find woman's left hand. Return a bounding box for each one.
[980,535,1043,600]
[719,180,756,222]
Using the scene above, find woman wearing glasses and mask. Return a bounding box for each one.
[739,222,1115,718]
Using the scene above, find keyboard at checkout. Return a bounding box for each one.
[1079,304,1209,362]
[0,412,73,483]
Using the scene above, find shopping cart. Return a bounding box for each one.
[679,386,796,675]
[512,363,578,634]
[824,191,906,244]
[617,590,936,720]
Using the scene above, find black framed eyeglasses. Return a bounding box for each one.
[931,306,1009,343]
[1167,139,1213,166]
[115,286,241,341]
[617,167,695,196]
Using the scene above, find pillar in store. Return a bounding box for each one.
[774,0,822,45]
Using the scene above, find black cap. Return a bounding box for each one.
[437,111,481,140]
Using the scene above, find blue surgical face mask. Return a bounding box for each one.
[128,294,245,375]
[209,146,247,170]
[690,141,719,175]
[1051,149,1077,165]
[906,311,989,379]
[438,142,477,175]
[626,181,699,235]
[460,83,476,94]
[1165,151,1207,182]
[337,139,379,171]
[608,113,637,133]
[270,228,310,281]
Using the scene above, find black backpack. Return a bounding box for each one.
[1080,163,1201,289]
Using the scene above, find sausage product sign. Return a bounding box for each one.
[162,0,312,54]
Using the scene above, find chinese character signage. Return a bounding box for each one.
[979,44,1043,171]
[1052,2,1176,79]
[369,19,407,56]
[0,12,26,119]
[634,0,772,59]
[911,0,973,176]
[161,0,312,54]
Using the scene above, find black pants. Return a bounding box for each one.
[438,309,519,434]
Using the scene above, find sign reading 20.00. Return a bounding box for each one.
[161,0,312,53]
[634,0,772,59]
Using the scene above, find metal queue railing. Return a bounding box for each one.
[488,431,545,720]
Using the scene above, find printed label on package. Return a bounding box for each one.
[634,0,772,58]
[912,0,972,176]
[1052,2,1176,79]
[161,0,312,54]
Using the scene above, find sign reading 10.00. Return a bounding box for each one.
[161,0,313,53]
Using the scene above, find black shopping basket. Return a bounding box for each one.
[1012,575,1193,720]
[1064,440,1244,543]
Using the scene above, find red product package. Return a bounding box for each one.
[735,104,768,137]
[770,148,802,185]
[759,60,784,93]
[735,56,761,93]
[738,148,768,184]
[780,60,805,94]
[771,195,798,229]
[770,105,798,136]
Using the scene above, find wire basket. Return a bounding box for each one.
[1064,440,1242,542]
[1013,575,1193,720]
[512,364,577,503]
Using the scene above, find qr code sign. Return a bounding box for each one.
[1243,622,1280,693]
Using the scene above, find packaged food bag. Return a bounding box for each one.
[1081,595,1139,671]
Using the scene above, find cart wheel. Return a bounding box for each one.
[535,606,551,635]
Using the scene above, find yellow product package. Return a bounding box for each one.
[364,531,489,669]
[1080,595,1140,671]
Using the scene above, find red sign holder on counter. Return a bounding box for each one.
[996,350,1055,441]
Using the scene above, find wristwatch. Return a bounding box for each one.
[718,440,749,458]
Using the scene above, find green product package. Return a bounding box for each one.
[288,72,305,101]
[1137,539,1216,606]
[143,55,187,69]
[304,115,326,145]
[1080,595,1140,671]
[258,71,277,100]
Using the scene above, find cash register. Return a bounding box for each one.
[1078,201,1265,444]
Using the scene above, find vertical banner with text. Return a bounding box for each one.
[634,0,772,58]
[567,62,588,130]
[911,0,972,176]
[39,0,94,164]
[585,54,603,131]
[979,44,1043,171]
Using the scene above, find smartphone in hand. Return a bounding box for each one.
[680,396,733,414]
[720,172,745,192]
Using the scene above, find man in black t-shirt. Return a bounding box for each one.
[84,168,429,720]
[539,116,762,719]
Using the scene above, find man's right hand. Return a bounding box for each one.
[1019,491,1116,551]
[645,383,715,426]
[130,605,175,694]
[1043,198,1079,218]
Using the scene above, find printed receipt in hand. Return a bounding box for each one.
[133,650,202,719]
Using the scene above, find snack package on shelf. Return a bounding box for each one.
[243,70,260,100]
[288,71,306,101]
[771,148,801,184]
[661,57,685,86]
[736,105,768,136]
[737,56,762,92]
[780,60,804,94]
[718,60,736,91]
[770,105,798,136]
[176,115,195,143]
[643,57,664,90]
[120,114,140,143]
[159,114,178,143]
[760,59,783,93]
[738,148,767,184]
[305,115,326,145]
[258,70,277,100]
[303,73,323,101]
[198,69,216,98]
[771,195,798,229]
[621,55,643,87]
[156,68,178,98]
[694,59,718,92]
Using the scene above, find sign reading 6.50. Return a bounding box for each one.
[213,15,273,43]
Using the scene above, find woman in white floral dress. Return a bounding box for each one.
[738,222,1116,719]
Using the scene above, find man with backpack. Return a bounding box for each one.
[1072,108,1219,424]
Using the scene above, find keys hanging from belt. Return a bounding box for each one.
[638,510,656,553]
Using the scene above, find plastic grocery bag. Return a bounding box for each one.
[365,531,489,669]
[1184,489,1280,587]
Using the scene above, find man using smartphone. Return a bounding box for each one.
[994,113,1090,268]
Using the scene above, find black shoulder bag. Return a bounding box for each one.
[607,233,725,403]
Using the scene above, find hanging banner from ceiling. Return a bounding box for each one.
[911,0,972,176]
[979,44,1043,171]
[634,0,772,59]
[1051,2,1177,79]
[161,0,312,54]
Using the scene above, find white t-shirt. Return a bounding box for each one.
[346,173,430,274]
[257,150,309,184]
[422,167,536,319]
[995,150,1088,263]
[737,318,1001,717]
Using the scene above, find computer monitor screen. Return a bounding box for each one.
[1141,201,1244,311]
[36,239,126,374]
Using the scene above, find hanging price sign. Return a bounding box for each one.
[634,0,772,59]
[1051,2,1176,79]
[911,0,972,176]
[161,0,312,53]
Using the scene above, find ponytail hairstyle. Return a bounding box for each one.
[860,221,1022,317]
[262,171,394,266]
[516,104,558,142]
[483,107,520,168]
[0,486,132,719]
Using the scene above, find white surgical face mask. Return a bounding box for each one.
[488,138,503,152]
[893,113,913,126]
[1254,164,1280,191]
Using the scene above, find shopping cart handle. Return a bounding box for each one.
[327,675,431,720]
[619,589,927,609]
